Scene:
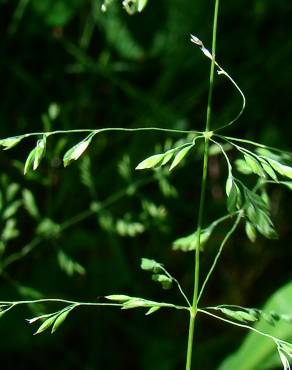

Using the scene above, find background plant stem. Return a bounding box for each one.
[185,1,220,369]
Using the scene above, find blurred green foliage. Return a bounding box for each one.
[0,0,292,369]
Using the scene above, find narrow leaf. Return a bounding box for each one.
[235,159,253,175]
[145,306,160,316]
[63,138,92,167]
[256,211,278,239]
[122,298,151,310]
[227,182,241,213]
[244,154,265,177]
[267,158,292,180]
[24,147,37,175]
[245,221,257,243]
[135,153,165,170]
[33,137,46,170]
[34,314,58,335]
[137,0,148,12]
[22,189,39,219]
[218,307,258,323]
[169,145,193,171]
[260,159,278,181]
[51,309,72,333]
[105,295,132,302]
[0,136,24,150]
[226,176,233,196]
[161,150,175,166]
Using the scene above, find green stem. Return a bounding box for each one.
[215,134,292,156]
[185,1,220,369]
[4,126,200,141]
[0,298,189,312]
[197,309,281,343]
[197,212,242,303]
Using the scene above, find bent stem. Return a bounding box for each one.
[185,1,220,369]
[197,212,242,303]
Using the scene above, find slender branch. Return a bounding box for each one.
[161,267,191,308]
[216,135,292,156]
[191,35,246,133]
[0,237,41,271]
[0,176,156,273]
[0,298,189,312]
[218,136,263,159]
[185,1,220,370]
[210,211,240,229]
[213,68,246,132]
[210,138,232,171]
[198,309,282,343]
[1,127,201,141]
[197,212,242,303]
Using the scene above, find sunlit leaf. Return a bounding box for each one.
[169,145,193,171]
[266,158,292,180]
[145,306,160,315]
[256,211,278,239]
[260,159,278,181]
[22,189,39,219]
[227,181,241,213]
[136,153,165,170]
[245,221,257,243]
[137,0,148,12]
[63,137,93,167]
[152,274,173,289]
[121,298,154,310]
[34,314,58,335]
[173,226,213,252]
[244,154,265,177]
[51,309,72,333]
[24,147,37,175]
[106,295,132,302]
[235,159,253,175]
[226,175,233,196]
[214,307,259,323]
[33,137,46,170]
[140,258,163,273]
[0,136,24,150]
[161,151,175,166]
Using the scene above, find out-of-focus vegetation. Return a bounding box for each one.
[0,1,292,369]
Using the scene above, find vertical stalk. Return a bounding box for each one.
[185,1,220,370]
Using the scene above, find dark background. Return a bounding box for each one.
[0,1,291,369]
